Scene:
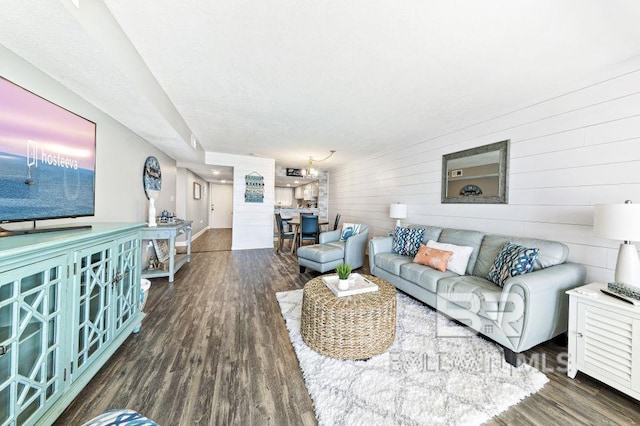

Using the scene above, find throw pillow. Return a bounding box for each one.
[340,223,361,241]
[392,226,425,256]
[413,246,454,272]
[487,242,540,287]
[426,240,474,275]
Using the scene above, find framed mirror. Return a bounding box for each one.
[441,140,509,204]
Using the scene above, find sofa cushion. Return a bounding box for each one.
[325,240,345,250]
[407,224,444,245]
[437,275,503,321]
[487,242,540,287]
[413,246,453,272]
[374,252,413,276]
[297,243,344,263]
[392,226,425,256]
[437,228,485,275]
[400,262,458,293]
[473,234,569,278]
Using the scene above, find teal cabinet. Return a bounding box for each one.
[0,223,144,426]
[113,236,140,335]
[72,241,114,380]
[0,255,66,425]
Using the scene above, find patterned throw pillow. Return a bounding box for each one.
[487,242,540,287]
[340,223,361,241]
[413,246,454,272]
[392,226,425,256]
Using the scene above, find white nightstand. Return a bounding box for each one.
[567,282,640,400]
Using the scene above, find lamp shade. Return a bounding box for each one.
[594,202,640,242]
[389,203,408,219]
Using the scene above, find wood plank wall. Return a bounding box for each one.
[328,69,640,284]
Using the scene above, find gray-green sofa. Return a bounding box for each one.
[368,225,586,366]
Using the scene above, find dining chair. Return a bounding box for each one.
[300,214,319,246]
[275,213,295,252]
[333,213,341,230]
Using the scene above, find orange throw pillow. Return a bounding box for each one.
[413,246,454,272]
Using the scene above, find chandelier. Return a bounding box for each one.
[301,150,335,178]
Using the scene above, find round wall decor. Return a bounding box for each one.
[143,156,162,200]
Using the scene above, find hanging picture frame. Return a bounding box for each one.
[193,182,202,200]
[245,172,264,203]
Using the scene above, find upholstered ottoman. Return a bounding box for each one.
[297,242,345,273]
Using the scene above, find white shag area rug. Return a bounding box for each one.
[276,289,548,426]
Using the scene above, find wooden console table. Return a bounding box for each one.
[141,220,192,282]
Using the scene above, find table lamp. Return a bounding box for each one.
[390,203,408,228]
[593,200,640,288]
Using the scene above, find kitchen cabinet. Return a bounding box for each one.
[274,187,294,207]
[303,183,317,200]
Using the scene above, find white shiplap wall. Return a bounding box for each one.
[329,68,640,284]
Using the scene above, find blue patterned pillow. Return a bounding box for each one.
[340,223,361,241]
[392,226,425,256]
[487,242,540,287]
[82,408,159,426]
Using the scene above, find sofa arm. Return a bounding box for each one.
[319,229,341,244]
[368,236,393,272]
[501,262,586,352]
[343,227,370,269]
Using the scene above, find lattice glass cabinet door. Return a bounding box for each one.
[113,235,140,335]
[71,242,113,381]
[0,255,66,425]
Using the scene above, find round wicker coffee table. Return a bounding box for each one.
[300,274,396,360]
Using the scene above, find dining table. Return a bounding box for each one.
[286,216,330,254]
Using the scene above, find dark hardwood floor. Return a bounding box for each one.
[55,230,640,425]
[189,228,233,253]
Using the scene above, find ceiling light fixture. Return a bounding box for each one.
[301,150,336,178]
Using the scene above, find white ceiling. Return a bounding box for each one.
[1,1,640,183]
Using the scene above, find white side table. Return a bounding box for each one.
[567,282,640,400]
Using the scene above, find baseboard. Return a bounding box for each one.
[175,226,207,247]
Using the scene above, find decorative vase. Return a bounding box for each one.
[148,198,157,227]
[338,279,349,291]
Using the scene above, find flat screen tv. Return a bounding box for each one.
[0,77,96,236]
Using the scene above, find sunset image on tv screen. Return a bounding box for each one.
[0,77,96,222]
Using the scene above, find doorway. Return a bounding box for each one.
[209,182,233,228]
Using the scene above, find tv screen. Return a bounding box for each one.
[0,77,96,224]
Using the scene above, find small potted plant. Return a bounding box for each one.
[335,262,352,291]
